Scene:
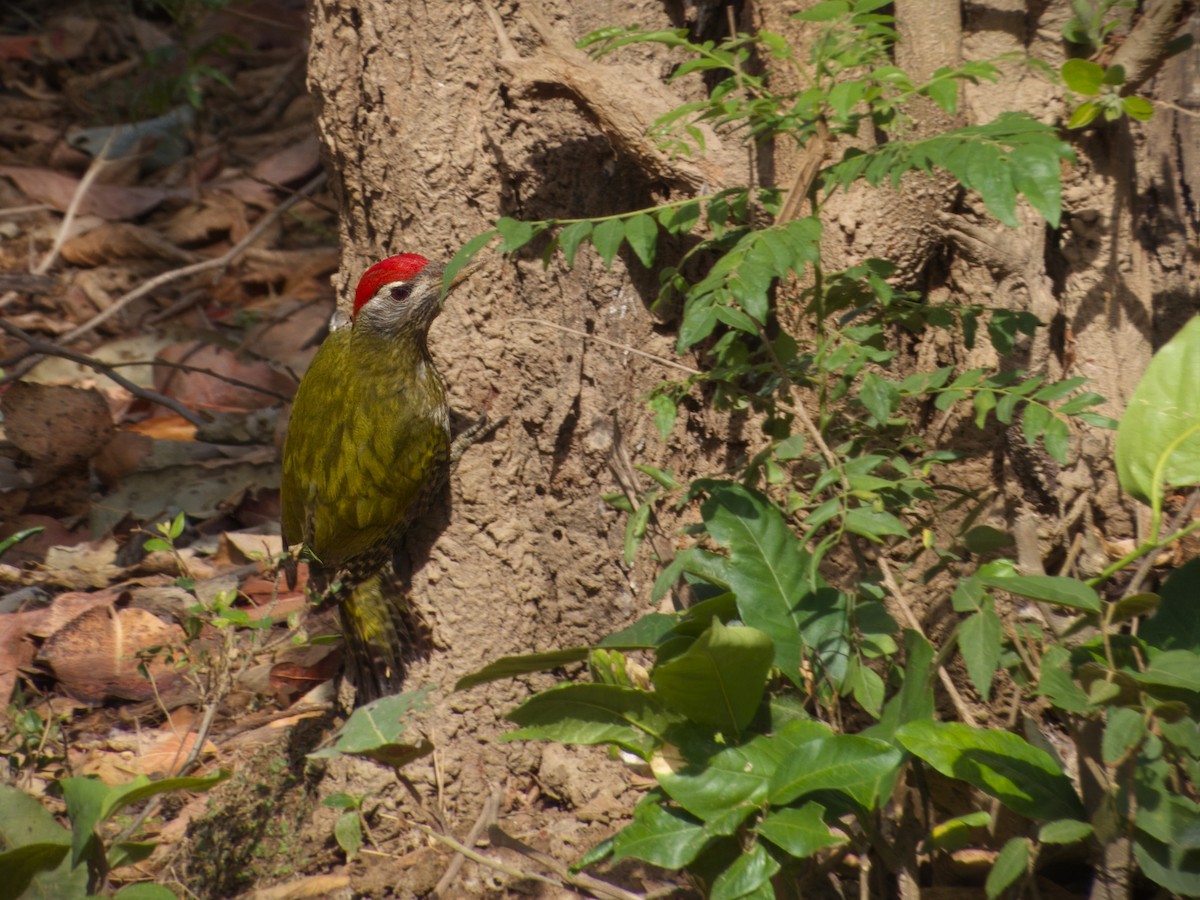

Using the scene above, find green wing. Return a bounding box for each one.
[281,328,449,571]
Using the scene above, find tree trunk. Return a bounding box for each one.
[305,0,1196,889]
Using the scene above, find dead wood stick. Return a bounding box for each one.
[487,824,648,900]
[485,2,742,192]
[1111,0,1190,91]
[877,555,979,727]
[0,317,209,427]
[56,170,327,347]
[409,821,564,891]
[431,784,504,898]
[36,130,115,276]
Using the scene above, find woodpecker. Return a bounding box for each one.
[281,253,467,702]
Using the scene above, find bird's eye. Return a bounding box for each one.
[390,284,412,303]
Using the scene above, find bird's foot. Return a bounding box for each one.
[450,412,508,465]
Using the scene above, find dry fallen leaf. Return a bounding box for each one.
[41,540,124,589]
[61,222,198,267]
[1,383,115,477]
[0,609,42,706]
[0,165,176,219]
[125,415,198,441]
[139,729,217,777]
[154,342,294,412]
[251,134,321,185]
[39,602,187,704]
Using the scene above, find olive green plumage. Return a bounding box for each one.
[281,254,451,703]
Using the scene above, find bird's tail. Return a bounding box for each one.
[336,568,428,703]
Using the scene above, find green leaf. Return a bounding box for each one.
[322,792,361,810]
[504,683,679,756]
[659,721,828,834]
[1044,417,1071,464]
[1109,592,1161,624]
[871,630,936,740]
[649,394,677,440]
[860,373,898,421]
[454,648,589,690]
[1134,829,1200,897]
[1142,559,1200,653]
[0,785,83,900]
[1010,141,1063,227]
[107,840,157,870]
[966,146,1017,226]
[980,574,1101,613]
[556,221,593,267]
[60,776,110,867]
[1131,649,1200,693]
[658,201,701,235]
[962,526,1013,554]
[756,801,845,857]
[592,218,626,268]
[693,483,826,688]
[795,1,850,22]
[1116,316,1200,506]
[610,794,711,867]
[1101,63,1126,86]
[769,734,903,810]
[896,720,1084,821]
[710,842,780,900]
[600,613,677,649]
[844,507,909,542]
[636,464,680,491]
[922,69,960,115]
[107,884,177,900]
[143,538,173,553]
[1061,58,1105,95]
[442,229,499,299]
[651,620,774,736]
[495,217,536,253]
[986,837,1029,898]
[624,502,652,565]
[849,658,885,718]
[1068,100,1102,129]
[1103,706,1147,764]
[624,214,658,268]
[112,885,178,900]
[959,603,1002,701]
[1038,645,1092,714]
[334,811,362,860]
[930,811,992,852]
[308,690,433,768]
[1039,818,1094,844]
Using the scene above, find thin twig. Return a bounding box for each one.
[508,317,701,375]
[58,171,327,346]
[0,204,52,217]
[1125,489,1200,596]
[409,821,563,890]
[877,555,979,726]
[432,785,504,898]
[488,824,648,900]
[36,130,116,276]
[0,318,209,427]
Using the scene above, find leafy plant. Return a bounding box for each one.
[445,2,1197,896]
[1061,0,1133,52]
[1061,59,1153,128]
[0,772,228,899]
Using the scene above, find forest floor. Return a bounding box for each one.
[0,2,658,898]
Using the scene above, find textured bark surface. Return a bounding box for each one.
[297,0,1197,892]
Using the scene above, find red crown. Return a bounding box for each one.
[352,254,431,319]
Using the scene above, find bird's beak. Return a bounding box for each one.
[439,259,482,304]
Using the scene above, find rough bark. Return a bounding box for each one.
[303,0,1197,890]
